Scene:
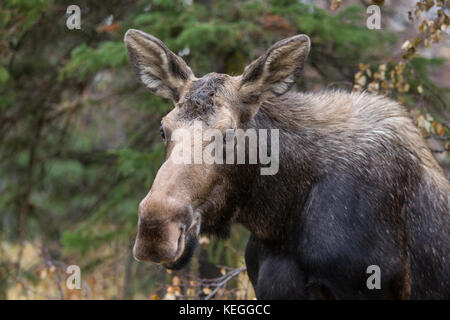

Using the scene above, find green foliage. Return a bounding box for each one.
[60,42,128,80]
[61,228,121,255]
[0,65,10,84]
[0,0,54,43]
[115,146,164,178]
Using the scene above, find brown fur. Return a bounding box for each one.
[124,29,450,298]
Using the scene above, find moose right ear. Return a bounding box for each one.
[124,29,195,102]
[238,35,310,117]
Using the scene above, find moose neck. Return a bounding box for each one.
[233,96,317,243]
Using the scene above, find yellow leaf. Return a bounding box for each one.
[330,0,342,11]
[368,82,379,93]
[164,293,176,300]
[202,287,212,295]
[187,288,196,297]
[417,85,424,94]
[417,115,431,132]
[172,276,181,286]
[40,269,48,279]
[403,83,410,92]
[412,37,422,46]
[419,21,427,32]
[415,9,422,19]
[424,0,434,11]
[401,40,412,50]
[435,123,446,136]
[356,75,367,86]
[199,236,210,246]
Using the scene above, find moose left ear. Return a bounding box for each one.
[238,34,310,106]
[124,29,195,102]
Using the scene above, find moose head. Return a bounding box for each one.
[124,29,310,269]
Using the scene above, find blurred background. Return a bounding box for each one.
[0,0,448,299]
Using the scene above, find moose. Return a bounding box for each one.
[124,29,450,299]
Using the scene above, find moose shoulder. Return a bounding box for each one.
[124,29,450,299]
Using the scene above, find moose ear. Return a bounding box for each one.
[124,29,194,102]
[238,35,310,105]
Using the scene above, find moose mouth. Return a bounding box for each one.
[162,213,201,270]
[163,233,198,270]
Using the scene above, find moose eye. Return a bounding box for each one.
[159,126,165,140]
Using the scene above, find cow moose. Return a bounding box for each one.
[124,29,450,299]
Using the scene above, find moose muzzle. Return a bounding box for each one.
[133,195,195,264]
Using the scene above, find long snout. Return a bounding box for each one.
[133,218,186,263]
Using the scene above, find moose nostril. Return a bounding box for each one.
[176,225,186,254]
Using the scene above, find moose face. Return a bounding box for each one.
[124,29,310,269]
